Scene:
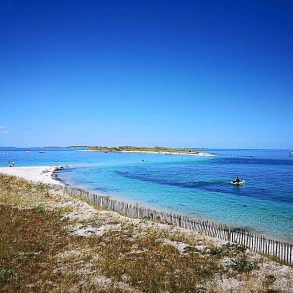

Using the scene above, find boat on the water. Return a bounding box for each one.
[231,180,245,185]
[231,177,245,185]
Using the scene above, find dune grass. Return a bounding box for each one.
[0,174,291,292]
[0,204,70,292]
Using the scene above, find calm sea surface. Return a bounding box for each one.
[1,147,293,242]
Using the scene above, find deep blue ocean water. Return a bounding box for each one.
[1,147,292,242]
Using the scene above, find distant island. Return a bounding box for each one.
[75,146,215,157]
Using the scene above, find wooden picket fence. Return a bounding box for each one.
[47,183,293,265]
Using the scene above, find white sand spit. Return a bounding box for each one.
[0,165,63,185]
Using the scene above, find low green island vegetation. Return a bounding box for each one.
[85,146,208,155]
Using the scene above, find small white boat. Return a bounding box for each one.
[231,179,245,185]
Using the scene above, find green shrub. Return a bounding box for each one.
[35,205,46,213]
[232,258,259,273]
[263,274,276,287]
[210,242,246,257]
[0,265,19,283]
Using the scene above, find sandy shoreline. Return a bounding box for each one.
[1,165,292,245]
[1,170,292,291]
[1,166,293,291]
[0,165,64,185]
[0,166,260,229]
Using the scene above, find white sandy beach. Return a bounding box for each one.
[0,165,63,185]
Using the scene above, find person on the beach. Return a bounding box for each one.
[8,160,11,167]
[12,161,15,167]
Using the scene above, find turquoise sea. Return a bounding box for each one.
[1,147,293,243]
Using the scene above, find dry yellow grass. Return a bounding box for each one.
[0,174,292,292]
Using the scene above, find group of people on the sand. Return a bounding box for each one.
[8,160,15,167]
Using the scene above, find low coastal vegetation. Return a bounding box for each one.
[0,174,292,292]
[86,145,205,154]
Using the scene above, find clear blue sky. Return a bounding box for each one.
[0,0,292,148]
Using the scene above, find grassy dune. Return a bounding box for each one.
[0,175,292,292]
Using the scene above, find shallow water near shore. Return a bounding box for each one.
[1,147,293,242]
